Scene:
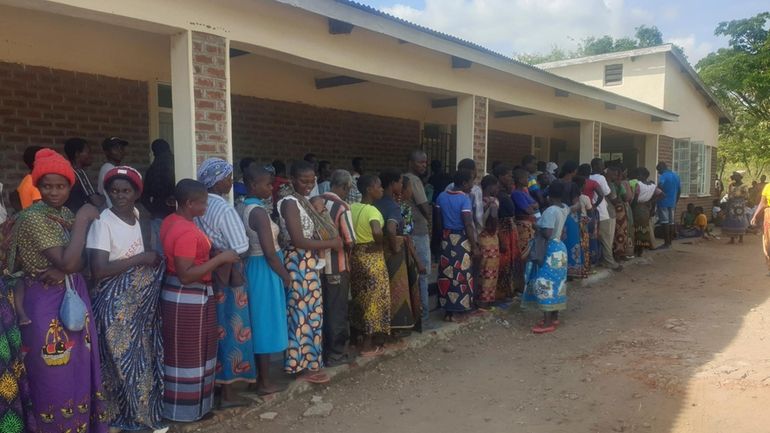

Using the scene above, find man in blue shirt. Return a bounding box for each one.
[656,162,681,249]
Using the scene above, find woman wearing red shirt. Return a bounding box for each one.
[578,164,604,270]
[159,179,239,423]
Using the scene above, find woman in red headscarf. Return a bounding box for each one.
[8,148,108,433]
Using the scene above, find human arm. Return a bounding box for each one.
[280,199,341,251]
[40,204,99,274]
[751,190,769,226]
[463,211,479,257]
[250,206,291,288]
[174,250,239,285]
[89,249,159,280]
[370,220,384,246]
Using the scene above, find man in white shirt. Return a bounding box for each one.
[98,137,128,208]
[590,158,621,271]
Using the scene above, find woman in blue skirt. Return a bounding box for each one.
[241,165,292,395]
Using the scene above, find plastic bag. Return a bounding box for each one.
[59,275,87,331]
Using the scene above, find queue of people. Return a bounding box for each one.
[0,137,689,433]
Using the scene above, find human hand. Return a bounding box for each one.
[142,251,161,266]
[281,274,291,289]
[39,268,66,286]
[218,250,241,264]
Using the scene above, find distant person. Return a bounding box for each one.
[271,159,291,206]
[233,157,256,203]
[303,153,320,197]
[98,137,128,208]
[656,162,681,249]
[522,155,544,207]
[591,158,621,270]
[347,157,365,204]
[428,160,452,203]
[142,138,175,253]
[723,172,749,244]
[63,137,105,213]
[16,145,44,210]
[317,160,332,195]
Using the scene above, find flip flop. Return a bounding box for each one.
[537,319,560,327]
[360,346,385,357]
[532,325,557,334]
[298,372,330,384]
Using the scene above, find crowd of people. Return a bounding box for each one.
[7,133,754,433]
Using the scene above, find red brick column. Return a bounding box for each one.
[593,122,601,157]
[192,32,228,163]
[658,135,674,168]
[473,96,488,175]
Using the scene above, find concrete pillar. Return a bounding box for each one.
[456,95,488,175]
[169,30,231,181]
[579,120,601,163]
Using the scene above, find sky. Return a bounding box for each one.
[356,0,768,64]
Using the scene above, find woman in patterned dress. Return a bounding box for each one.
[87,166,166,432]
[278,161,342,384]
[350,175,391,356]
[435,170,479,321]
[8,149,108,433]
[493,164,521,299]
[477,175,500,308]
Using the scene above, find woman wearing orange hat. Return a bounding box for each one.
[86,166,167,433]
[7,148,108,433]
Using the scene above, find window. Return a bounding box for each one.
[673,139,711,197]
[604,64,623,86]
[157,83,174,146]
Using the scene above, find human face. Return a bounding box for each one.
[105,145,125,164]
[391,177,403,196]
[292,169,316,196]
[37,174,71,208]
[498,171,513,189]
[77,144,93,168]
[368,178,384,201]
[213,174,234,195]
[250,173,274,200]
[411,155,428,176]
[187,194,209,217]
[107,178,139,212]
[486,182,500,197]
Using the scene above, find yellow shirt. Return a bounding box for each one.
[694,213,708,230]
[17,174,41,209]
[350,203,384,244]
[762,183,770,206]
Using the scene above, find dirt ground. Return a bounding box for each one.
[199,234,770,433]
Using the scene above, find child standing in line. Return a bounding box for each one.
[477,175,500,309]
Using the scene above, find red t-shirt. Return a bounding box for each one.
[583,178,602,203]
[160,213,212,282]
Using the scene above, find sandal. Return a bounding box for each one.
[532,325,557,334]
[360,346,385,357]
[298,372,330,384]
[537,319,560,327]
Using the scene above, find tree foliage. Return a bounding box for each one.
[697,12,770,176]
[516,25,665,64]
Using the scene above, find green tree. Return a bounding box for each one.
[635,25,664,47]
[697,12,770,174]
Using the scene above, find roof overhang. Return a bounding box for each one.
[538,44,731,124]
[274,0,679,122]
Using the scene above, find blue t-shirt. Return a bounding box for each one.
[658,170,681,208]
[436,190,472,231]
[374,196,404,233]
[512,190,536,217]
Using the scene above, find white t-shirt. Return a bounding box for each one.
[98,162,115,207]
[86,208,145,261]
[590,174,612,221]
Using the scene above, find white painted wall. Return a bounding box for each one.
[544,53,667,109]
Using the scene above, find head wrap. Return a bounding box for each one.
[546,162,558,176]
[104,166,144,195]
[32,149,75,186]
[197,157,233,189]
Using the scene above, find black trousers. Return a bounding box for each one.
[322,272,350,359]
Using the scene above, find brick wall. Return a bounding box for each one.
[472,96,488,174]
[486,130,532,169]
[593,122,601,157]
[658,135,673,168]
[231,95,421,174]
[192,32,228,163]
[0,61,149,189]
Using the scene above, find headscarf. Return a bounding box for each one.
[197,157,233,189]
